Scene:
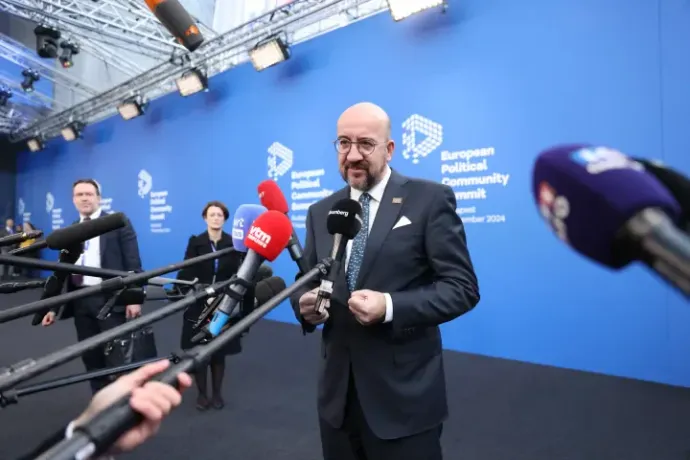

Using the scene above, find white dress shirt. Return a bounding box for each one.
[76,208,103,286]
[345,165,394,323]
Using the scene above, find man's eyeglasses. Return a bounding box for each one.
[333,138,378,156]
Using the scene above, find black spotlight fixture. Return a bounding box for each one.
[59,41,79,68]
[27,135,45,153]
[34,25,61,59]
[0,86,13,106]
[117,94,148,120]
[21,69,40,93]
[61,121,85,141]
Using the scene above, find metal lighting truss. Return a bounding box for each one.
[0,0,218,78]
[0,106,38,132]
[9,0,390,143]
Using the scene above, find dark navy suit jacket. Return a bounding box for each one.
[56,212,143,318]
[289,168,480,440]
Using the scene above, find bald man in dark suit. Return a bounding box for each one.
[290,102,480,460]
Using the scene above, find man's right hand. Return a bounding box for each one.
[41,311,56,327]
[299,287,329,325]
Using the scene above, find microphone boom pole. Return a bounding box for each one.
[0,280,45,294]
[0,354,181,408]
[0,276,238,393]
[36,258,333,460]
[0,253,197,287]
[0,248,236,324]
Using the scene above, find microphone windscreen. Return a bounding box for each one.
[258,180,289,214]
[533,145,681,268]
[254,263,273,282]
[633,158,690,229]
[327,199,363,240]
[244,210,293,261]
[46,212,127,250]
[231,204,266,252]
[145,0,204,52]
[254,276,287,305]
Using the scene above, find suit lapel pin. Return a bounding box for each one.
[392,197,403,204]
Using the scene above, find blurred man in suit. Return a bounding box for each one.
[42,179,144,394]
[290,102,480,460]
[0,217,16,279]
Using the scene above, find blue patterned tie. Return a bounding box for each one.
[346,193,371,292]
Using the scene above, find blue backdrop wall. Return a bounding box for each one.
[14,0,690,387]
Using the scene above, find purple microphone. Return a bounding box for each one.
[532,144,690,297]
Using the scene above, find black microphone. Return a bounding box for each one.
[253,276,286,307]
[314,199,363,314]
[0,279,45,294]
[255,263,273,282]
[0,230,43,248]
[30,244,83,326]
[10,213,127,256]
[145,0,204,52]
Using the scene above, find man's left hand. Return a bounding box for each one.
[348,290,386,325]
[126,304,142,319]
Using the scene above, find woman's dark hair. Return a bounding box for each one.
[202,201,230,221]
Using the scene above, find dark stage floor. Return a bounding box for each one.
[1,289,690,460]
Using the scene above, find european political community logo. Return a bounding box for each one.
[45,192,54,214]
[267,142,294,181]
[138,169,153,198]
[401,114,444,164]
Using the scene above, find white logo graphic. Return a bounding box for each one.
[17,198,25,217]
[232,217,245,241]
[247,225,271,248]
[138,169,153,198]
[328,210,349,218]
[45,192,54,213]
[571,147,643,175]
[402,114,444,164]
[267,142,293,181]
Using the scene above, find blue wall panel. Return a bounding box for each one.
[14,0,690,386]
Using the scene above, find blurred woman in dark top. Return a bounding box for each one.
[177,201,251,411]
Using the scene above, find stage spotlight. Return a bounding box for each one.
[175,68,207,96]
[61,121,84,141]
[0,86,12,106]
[21,69,40,93]
[387,0,446,21]
[249,37,289,71]
[59,42,80,68]
[27,136,44,152]
[34,25,61,59]
[118,95,148,120]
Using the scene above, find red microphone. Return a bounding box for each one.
[258,180,289,213]
[198,210,292,340]
[258,180,310,275]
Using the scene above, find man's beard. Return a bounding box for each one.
[341,163,376,191]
